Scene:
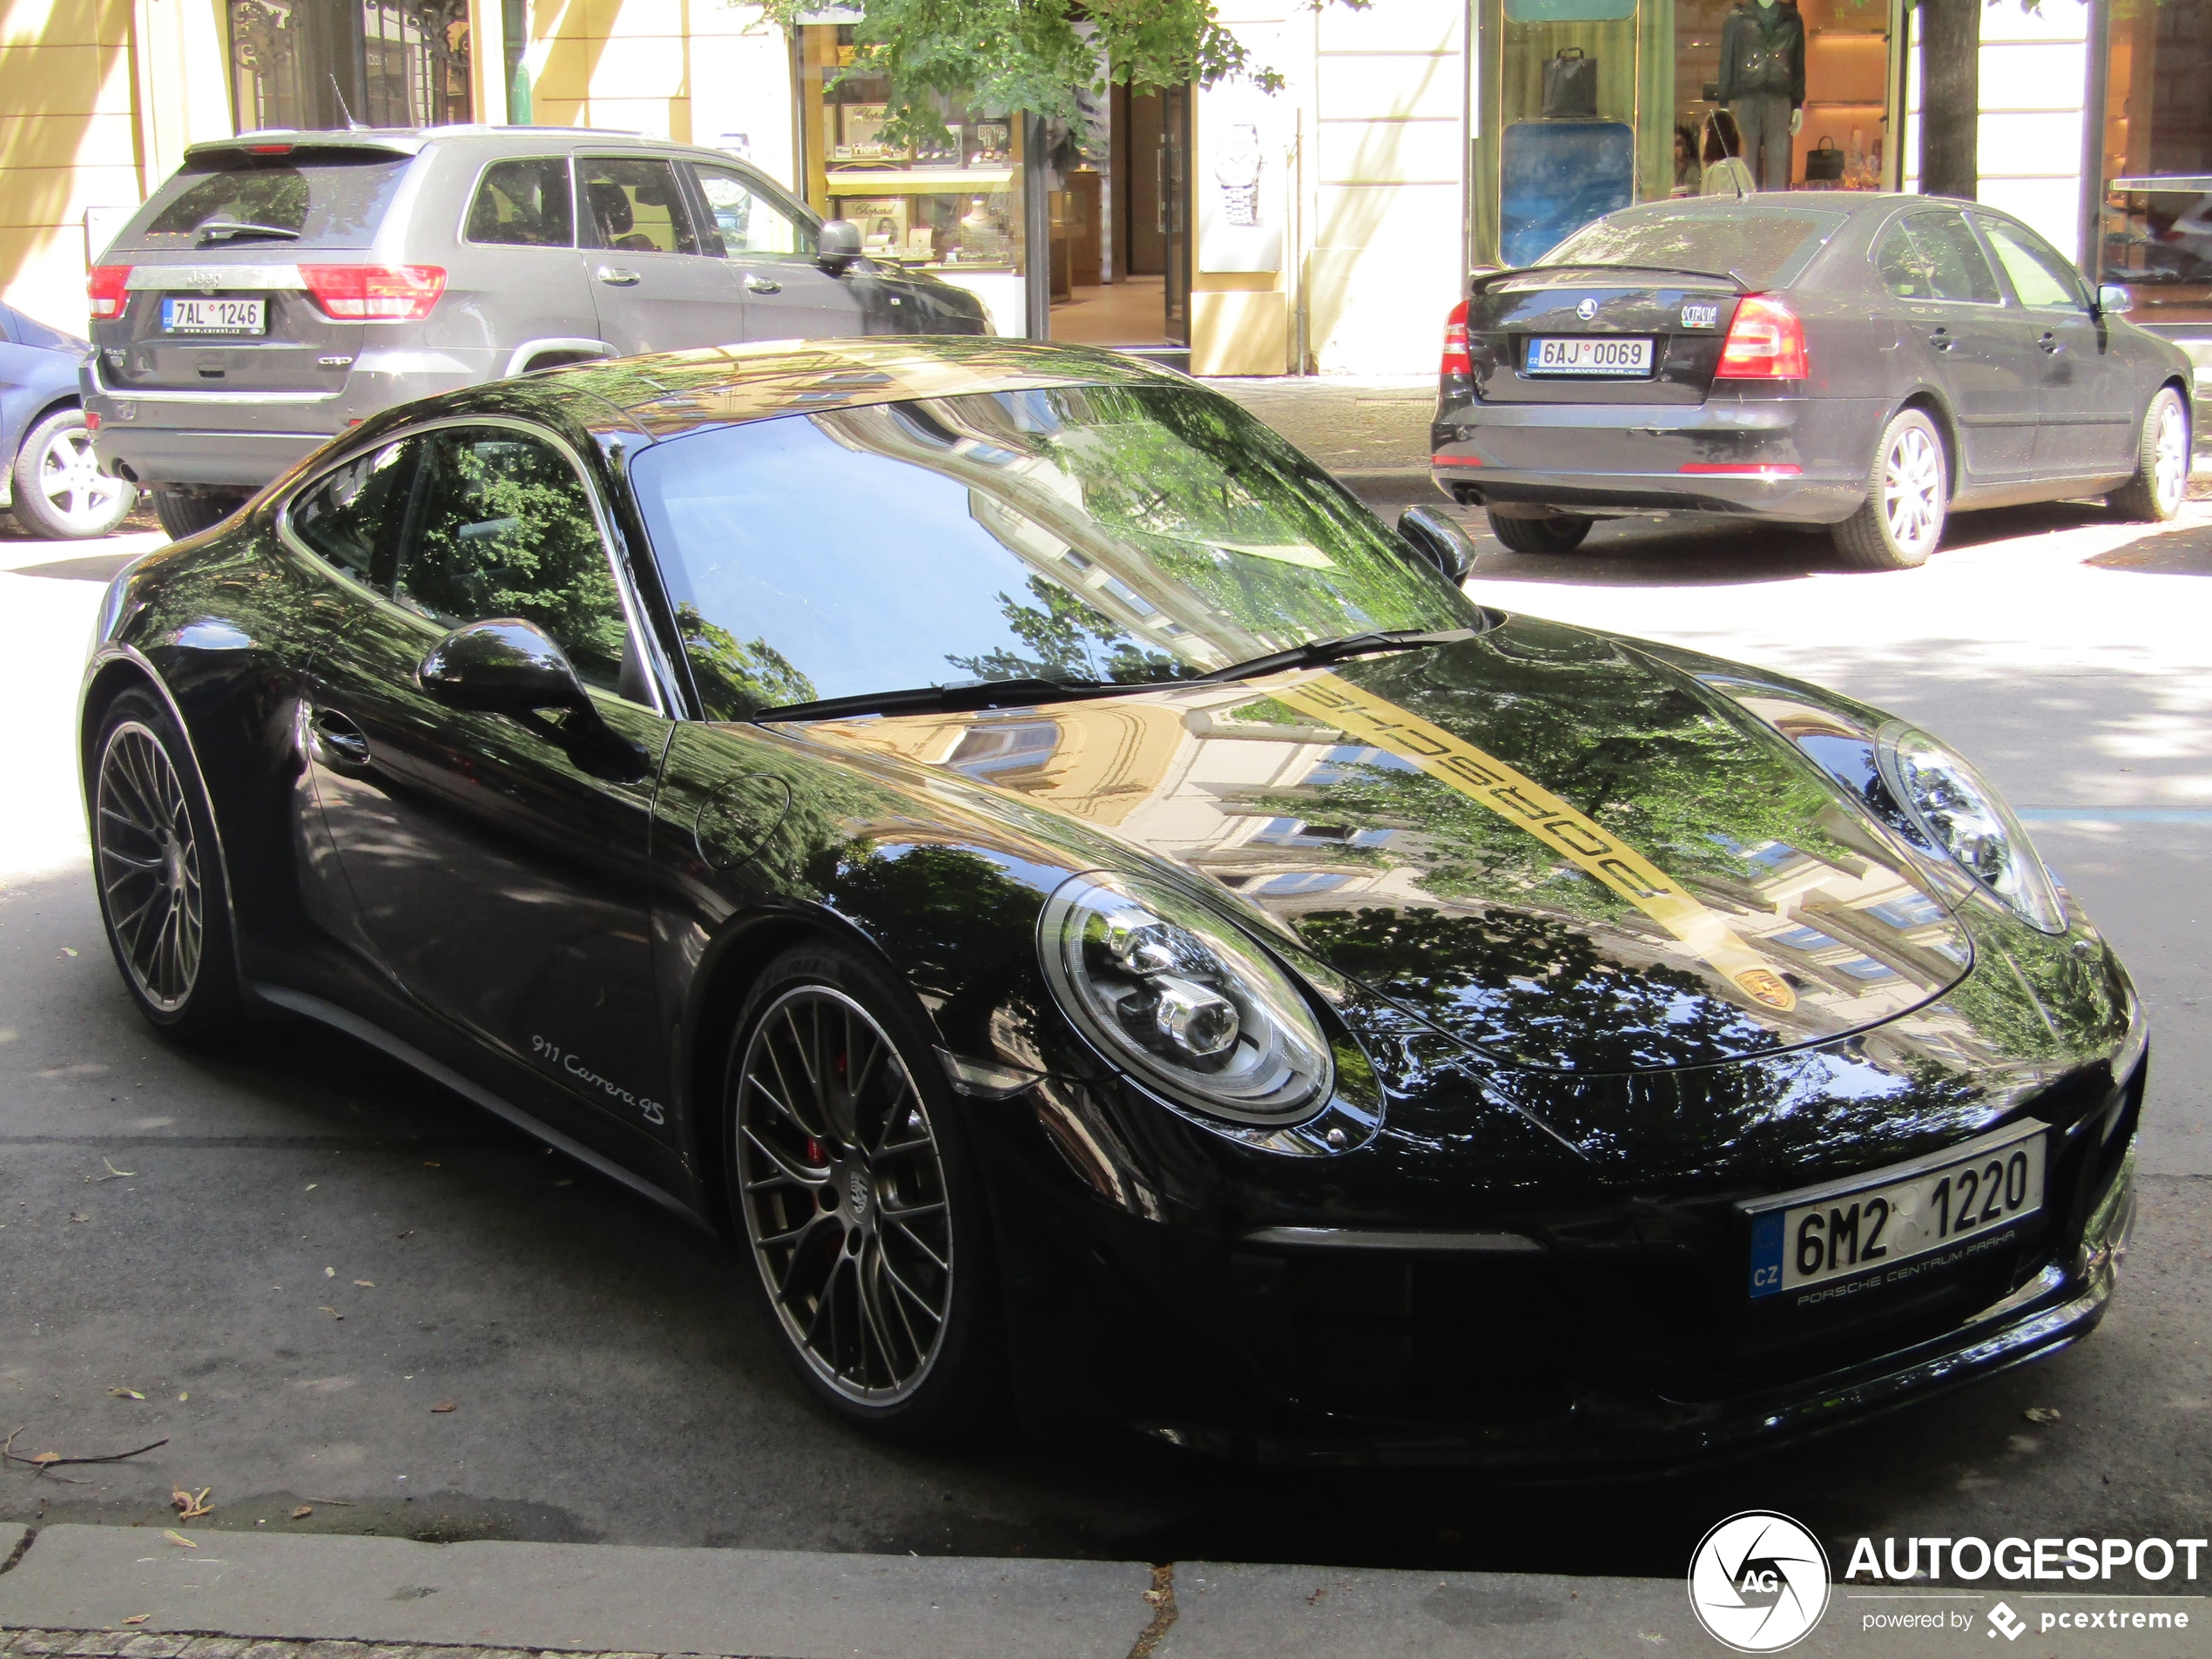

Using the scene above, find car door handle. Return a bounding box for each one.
[742,273,782,294]
[310,708,371,768]
[596,266,642,287]
[2039,332,2062,354]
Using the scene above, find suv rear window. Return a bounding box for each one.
[124,148,414,251]
[1536,206,1846,289]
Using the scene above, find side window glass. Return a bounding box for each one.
[394,428,636,698]
[691,165,816,260]
[1874,221,1933,299]
[1901,212,2001,304]
[465,158,575,247]
[289,440,418,588]
[580,158,699,256]
[1980,219,2088,310]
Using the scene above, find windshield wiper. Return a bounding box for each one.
[1193,628,1473,685]
[195,220,302,245]
[757,676,1113,724]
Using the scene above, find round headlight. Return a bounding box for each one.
[1877,725,2065,934]
[1038,871,1333,1123]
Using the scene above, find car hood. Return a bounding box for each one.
[792,615,1973,1076]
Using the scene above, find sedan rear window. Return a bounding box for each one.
[1537,206,1846,289]
[125,149,414,250]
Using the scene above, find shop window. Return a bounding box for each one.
[227,0,469,132]
[2097,0,2211,324]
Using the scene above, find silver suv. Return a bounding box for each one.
[83,127,989,537]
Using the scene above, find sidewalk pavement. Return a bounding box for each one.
[3,1525,2205,1659]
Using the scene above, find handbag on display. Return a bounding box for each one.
[1541,48,1599,119]
[1803,136,1844,182]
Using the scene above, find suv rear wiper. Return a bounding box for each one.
[1473,263,1750,293]
[195,220,302,244]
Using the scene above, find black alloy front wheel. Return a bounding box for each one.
[1486,507,1595,554]
[89,689,240,1039]
[726,946,1001,1442]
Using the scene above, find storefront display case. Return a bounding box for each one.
[795,23,1034,336]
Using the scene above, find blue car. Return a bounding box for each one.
[2,300,135,539]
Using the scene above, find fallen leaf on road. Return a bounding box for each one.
[178,1393,187,1402]
[69,1211,89,1223]
[122,1615,149,1625]
[305,1184,318,1191]
[291,1505,313,1520]
[30,1452,60,1466]
[422,1161,440,1169]
[110,1388,145,1400]
[60,947,78,958]
[354,1280,374,1288]
[319,1306,343,1320]
[2025,1406,2062,1424]
[162,1529,197,1548]
[172,1485,212,1521]
[430,1400,456,1413]
[395,1230,415,1239]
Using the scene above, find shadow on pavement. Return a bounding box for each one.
[10,550,150,583]
[2088,519,2212,574]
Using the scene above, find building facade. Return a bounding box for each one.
[2,0,2203,374]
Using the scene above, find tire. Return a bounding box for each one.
[1831,407,1947,570]
[725,944,1004,1444]
[2109,386,2190,523]
[152,487,246,542]
[87,688,242,1042]
[10,408,134,539]
[1487,508,1595,554]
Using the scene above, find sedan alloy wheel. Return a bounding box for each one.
[734,984,955,1406]
[95,720,204,1012]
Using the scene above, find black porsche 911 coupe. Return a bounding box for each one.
[82,337,2143,1464]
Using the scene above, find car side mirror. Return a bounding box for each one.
[1397,505,1478,583]
[2095,282,2132,316]
[818,219,863,275]
[418,618,589,716]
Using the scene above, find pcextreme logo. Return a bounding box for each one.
[1689,1511,1832,1652]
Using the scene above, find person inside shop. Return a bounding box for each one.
[1673,124,1702,197]
[1716,0,1805,192]
[1700,110,1757,199]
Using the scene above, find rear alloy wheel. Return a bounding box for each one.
[152,487,247,542]
[1487,508,1595,554]
[2109,387,2189,523]
[729,948,1001,1442]
[90,691,240,1039]
[10,408,134,539]
[1833,408,1947,570]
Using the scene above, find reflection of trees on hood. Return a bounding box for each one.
[1298,905,1784,1071]
[945,576,1183,685]
[826,842,1045,1035]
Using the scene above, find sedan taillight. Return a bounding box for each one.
[1715,295,1808,380]
[1440,299,1472,378]
[88,264,132,320]
[299,264,448,321]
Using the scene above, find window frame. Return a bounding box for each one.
[575,152,705,258]
[457,153,580,251]
[1973,212,2093,312]
[278,413,676,717]
[1889,207,2006,307]
[679,157,821,264]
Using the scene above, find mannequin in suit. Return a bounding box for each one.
[1717,0,1805,191]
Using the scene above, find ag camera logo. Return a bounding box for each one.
[1689,1511,1831,1651]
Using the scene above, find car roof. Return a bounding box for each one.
[421,337,1194,443]
[182,126,727,162]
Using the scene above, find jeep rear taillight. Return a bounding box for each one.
[1715,295,1808,380]
[299,263,447,321]
[1440,299,1473,378]
[88,265,132,320]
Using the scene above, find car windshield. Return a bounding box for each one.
[631,382,1481,721]
[131,150,414,249]
[1537,206,1847,288]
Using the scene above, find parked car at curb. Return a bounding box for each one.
[84,337,2141,1463]
[1432,193,2195,569]
[2,300,135,539]
[80,126,989,542]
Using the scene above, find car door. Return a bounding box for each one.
[455,155,604,367]
[577,154,747,354]
[1879,209,2041,483]
[1974,212,2139,478]
[299,418,680,1148]
[684,159,867,339]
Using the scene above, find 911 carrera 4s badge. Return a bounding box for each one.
[1272,672,1797,1013]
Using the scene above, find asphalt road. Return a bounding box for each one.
[3,420,2209,1590]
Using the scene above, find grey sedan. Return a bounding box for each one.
[1432,193,2195,569]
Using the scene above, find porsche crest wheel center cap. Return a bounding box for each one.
[845,1164,873,1226]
